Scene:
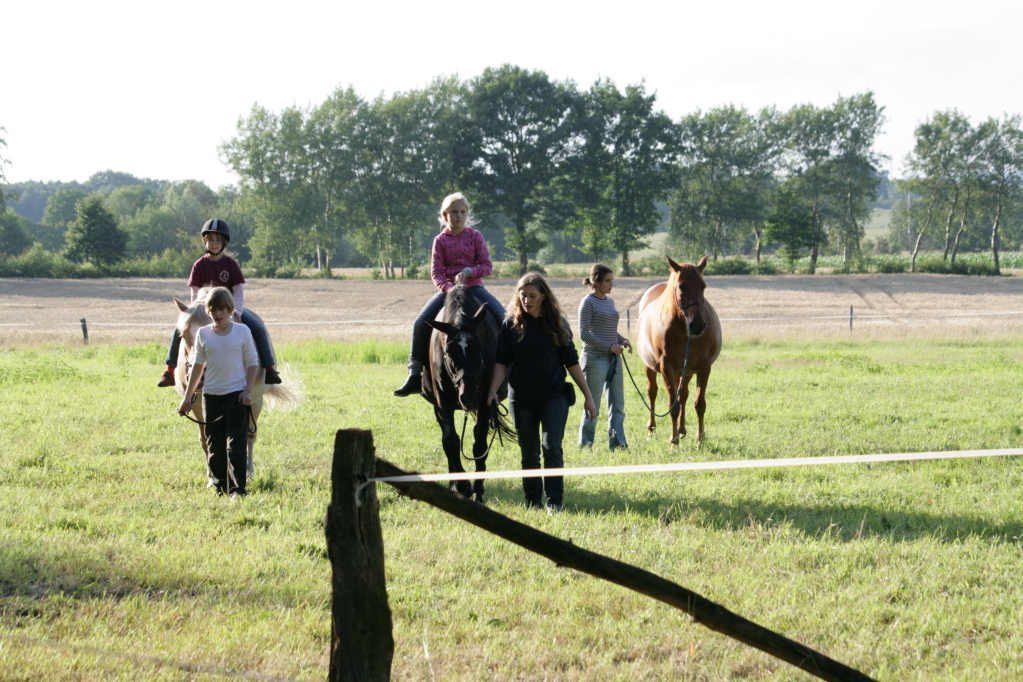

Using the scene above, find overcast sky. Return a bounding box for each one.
[5,0,1022,190]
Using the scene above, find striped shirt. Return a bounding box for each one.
[577,294,626,355]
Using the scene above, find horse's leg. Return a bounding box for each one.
[192,398,215,487]
[693,366,712,445]
[247,397,263,478]
[645,367,659,434]
[436,405,471,497]
[470,405,490,504]
[664,369,686,446]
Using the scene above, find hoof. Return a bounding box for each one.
[473,494,486,505]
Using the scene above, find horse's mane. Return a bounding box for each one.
[177,287,215,334]
[443,285,482,327]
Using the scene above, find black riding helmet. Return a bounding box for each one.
[200,218,231,244]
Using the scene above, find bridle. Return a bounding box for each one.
[672,278,705,316]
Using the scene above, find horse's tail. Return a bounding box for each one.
[491,404,517,444]
[264,363,303,412]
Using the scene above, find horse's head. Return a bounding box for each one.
[427,301,490,411]
[174,288,215,365]
[666,256,709,337]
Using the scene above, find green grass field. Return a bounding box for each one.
[2,335,1023,680]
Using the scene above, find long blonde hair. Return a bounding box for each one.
[437,192,477,230]
[508,272,572,346]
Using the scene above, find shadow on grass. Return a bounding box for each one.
[564,486,1023,544]
[393,474,1023,545]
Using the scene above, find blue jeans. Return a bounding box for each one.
[407,285,506,371]
[578,352,627,449]
[511,393,568,507]
[165,312,275,369]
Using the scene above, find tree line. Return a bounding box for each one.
[3,65,1023,277]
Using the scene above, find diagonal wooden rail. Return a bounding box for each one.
[328,429,876,682]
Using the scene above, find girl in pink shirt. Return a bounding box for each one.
[394,192,506,396]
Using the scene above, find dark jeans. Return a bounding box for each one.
[203,391,249,495]
[165,312,275,368]
[511,393,569,507]
[407,285,506,371]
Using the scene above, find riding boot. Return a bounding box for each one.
[264,367,282,385]
[157,369,176,387]
[393,372,422,397]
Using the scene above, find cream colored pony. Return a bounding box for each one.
[173,288,301,480]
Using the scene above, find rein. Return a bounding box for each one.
[622,333,693,419]
[182,391,258,436]
[459,402,511,462]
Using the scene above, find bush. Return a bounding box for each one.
[525,262,546,275]
[752,259,780,275]
[915,255,998,276]
[871,256,907,274]
[272,261,303,279]
[705,257,752,276]
[244,258,278,278]
[629,255,670,277]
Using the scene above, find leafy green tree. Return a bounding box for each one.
[0,208,32,256]
[64,195,128,265]
[905,110,987,262]
[105,185,160,222]
[306,86,366,272]
[764,180,816,270]
[573,80,678,275]
[977,115,1023,273]
[352,81,459,277]
[779,102,838,273]
[223,104,326,266]
[0,126,14,211]
[460,65,582,273]
[671,105,777,262]
[39,188,87,251]
[826,93,886,263]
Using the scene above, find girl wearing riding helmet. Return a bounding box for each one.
[393,192,505,396]
[157,218,281,387]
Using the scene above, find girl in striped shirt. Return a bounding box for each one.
[577,264,632,449]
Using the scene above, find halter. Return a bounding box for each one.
[672,278,705,315]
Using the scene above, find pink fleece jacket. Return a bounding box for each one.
[430,226,494,292]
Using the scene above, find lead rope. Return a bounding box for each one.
[621,333,692,418]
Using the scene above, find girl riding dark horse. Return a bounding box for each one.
[421,284,514,503]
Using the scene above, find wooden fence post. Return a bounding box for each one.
[325,429,394,681]
[80,318,88,344]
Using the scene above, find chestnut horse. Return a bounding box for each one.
[173,289,301,480]
[636,256,721,445]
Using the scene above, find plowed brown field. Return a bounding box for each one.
[1,274,1020,346]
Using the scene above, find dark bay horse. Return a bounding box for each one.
[636,256,722,445]
[421,284,513,503]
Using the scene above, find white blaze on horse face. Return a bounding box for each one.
[458,336,469,354]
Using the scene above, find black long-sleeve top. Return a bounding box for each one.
[495,314,579,403]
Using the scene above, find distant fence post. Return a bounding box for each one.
[80,318,88,344]
[325,429,393,681]
[849,306,853,332]
[626,308,631,332]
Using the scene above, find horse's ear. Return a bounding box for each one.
[425,319,459,336]
[174,297,188,312]
[696,255,708,273]
[666,256,683,273]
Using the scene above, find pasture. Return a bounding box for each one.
[1,276,1023,680]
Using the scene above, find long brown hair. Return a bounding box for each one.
[508,272,572,346]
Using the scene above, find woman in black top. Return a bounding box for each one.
[488,273,595,511]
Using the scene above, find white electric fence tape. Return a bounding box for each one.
[3,310,1021,328]
[369,448,1023,485]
